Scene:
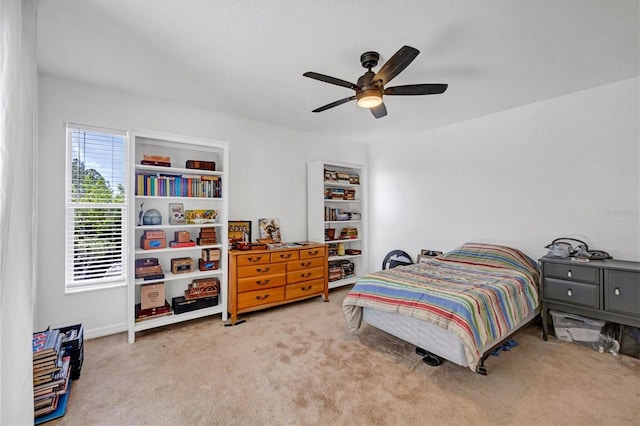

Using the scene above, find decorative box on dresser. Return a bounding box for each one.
[540,256,640,341]
[228,243,329,325]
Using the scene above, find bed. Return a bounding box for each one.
[343,243,541,374]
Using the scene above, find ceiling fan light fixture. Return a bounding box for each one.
[356,89,383,108]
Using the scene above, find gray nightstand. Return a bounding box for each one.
[539,256,640,340]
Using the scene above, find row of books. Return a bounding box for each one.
[324,187,356,200]
[135,174,222,198]
[324,169,359,185]
[324,207,362,222]
[32,328,74,419]
[328,259,355,282]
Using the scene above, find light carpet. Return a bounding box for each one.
[50,286,640,425]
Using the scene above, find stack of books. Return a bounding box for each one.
[32,329,72,421]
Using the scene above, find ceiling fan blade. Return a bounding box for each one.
[373,45,419,86]
[384,84,448,96]
[370,102,387,119]
[303,72,360,91]
[312,96,357,113]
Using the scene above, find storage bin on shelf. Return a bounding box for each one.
[550,310,606,350]
[58,323,84,380]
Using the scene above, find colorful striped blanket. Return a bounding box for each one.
[343,243,540,369]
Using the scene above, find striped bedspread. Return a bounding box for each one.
[343,244,540,369]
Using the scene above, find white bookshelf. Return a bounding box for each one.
[127,130,229,343]
[307,160,367,289]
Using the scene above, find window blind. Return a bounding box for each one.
[65,123,128,291]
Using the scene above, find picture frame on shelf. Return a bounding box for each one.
[324,228,336,241]
[168,203,186,225]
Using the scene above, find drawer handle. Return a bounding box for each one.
[567,270,572,278]
[256,267,271,273]
[308,250,319,256]
[256,279,270,286]
[301,272,312,278]
[248,256,262,263]
[567,289,572,297]
[280,254,292,259]
[614,287,620,296]
[301,261,311,267]
[301,286,312,292]
[255,294,270,301]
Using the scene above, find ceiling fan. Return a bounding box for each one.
[303,45,448,119]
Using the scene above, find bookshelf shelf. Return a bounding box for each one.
[134,269,224,286]
[127,130,229,343]
[134,164,223,177]
[133,305,224,332]
[328,253,362,262]
[324,220,362,224]
[134,243,224,255]
[308,160,367,289]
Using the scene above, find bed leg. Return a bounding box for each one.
[416,347,442,366]
[475,363,488,375]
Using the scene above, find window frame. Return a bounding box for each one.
[64,123,129,293]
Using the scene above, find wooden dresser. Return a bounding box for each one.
[228,243,328,325]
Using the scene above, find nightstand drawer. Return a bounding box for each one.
[604,270,640,317]
[545,278,599,309]
[545,263,600,284]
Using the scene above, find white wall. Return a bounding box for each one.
[36,73,367,337]
[37,74,639,337]
[368,77,639,266]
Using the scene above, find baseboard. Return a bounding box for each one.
[84,323,127,340]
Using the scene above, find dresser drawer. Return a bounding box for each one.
[237,262,286,278]
[286,278,325,300]
[545,263,599,284]
[236,253,270,267]
[287,266,325,284]
[287,257,325,271]
[604,270,640,317]
[300,247,325,259]
[237,274,286,293]
[237,287,285,310]
[270,250,299,263]
[544,278,599,309]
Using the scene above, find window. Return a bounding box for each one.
[65,123,128,292]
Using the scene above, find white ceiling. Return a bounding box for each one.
[37,0,639,144]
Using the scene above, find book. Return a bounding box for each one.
[33,364,61,376]
[33,354,57,367]
[33,329,61,360]
[34,380,71,424]
[135,301,172,321]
